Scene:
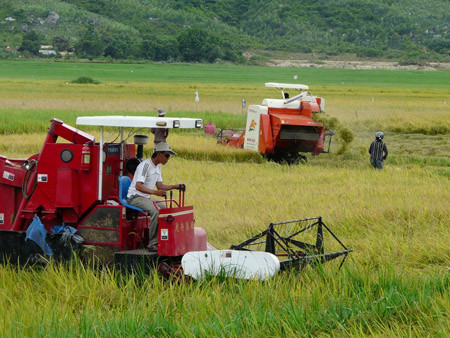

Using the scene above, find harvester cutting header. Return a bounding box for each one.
[219,82,333,164]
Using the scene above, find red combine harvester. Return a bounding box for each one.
[218,82,333,164]
[0,117,350,280]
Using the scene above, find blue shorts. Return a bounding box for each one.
[370,158,383,169]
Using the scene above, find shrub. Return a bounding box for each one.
[70,76,100,84]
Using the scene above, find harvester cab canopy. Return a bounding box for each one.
[76,115,203,129]
[265,82,309,91]
[76,115,203,200]
[264,82,323,111]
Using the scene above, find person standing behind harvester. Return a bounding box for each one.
[369,132,388,169]
[151,108,169,144]
[127,142,182,251]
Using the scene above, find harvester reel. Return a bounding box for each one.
[230,216,352,271]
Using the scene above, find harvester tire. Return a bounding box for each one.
[267,152,307,165]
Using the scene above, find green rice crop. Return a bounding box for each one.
[0,261,448,336]
[1,60,449,88]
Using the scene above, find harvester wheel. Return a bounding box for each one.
[267,152,306,165]
[298,155,308,164]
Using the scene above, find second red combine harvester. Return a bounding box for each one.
[218,82,333,164]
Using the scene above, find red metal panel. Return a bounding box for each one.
[20,143,97,226]
[312,127,325,155]
[193,227,208,251]
[102,144,123,200]
[50,119,95,145]
[0,157,26,188]
[270,113,324,128]
[299,101,321,118]
[119,211,149,251]
[0,156,24,228]
[157,206,195,256]
[0,184,17,229]
[55,169,79,208]
[268,107,300,115]
[259,114,274,154]
[300,102,313,118]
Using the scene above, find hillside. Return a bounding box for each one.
[1,0,449,63]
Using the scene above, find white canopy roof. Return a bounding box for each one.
[76,116,203,129]
[265,82,309,91]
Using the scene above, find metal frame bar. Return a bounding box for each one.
[119,127,124,177]
[322,130,335,154]
[98,126,104,201]
[230,216,352,271]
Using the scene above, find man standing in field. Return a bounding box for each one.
[151,108,169,144]
[369,132,388,169]
[127,142,182,251]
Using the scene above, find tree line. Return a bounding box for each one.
[6,0,450,63]
[18,23,244,63]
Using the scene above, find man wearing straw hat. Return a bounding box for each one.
[127,142,182,251]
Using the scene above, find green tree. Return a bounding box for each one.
[76,24,103,58]
[18,31,41,56]
[155,37,179,61]
[140,35,178,61]
[53,36,71,52]
[140,38,157,60]
[426,38,450,53]
[177,28,208,62]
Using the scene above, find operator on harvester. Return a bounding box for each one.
[127,142,183,251]
[151,108,169,144]
[369,132,388,169]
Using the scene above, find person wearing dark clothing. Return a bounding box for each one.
[369,132,388,169]
[151,108,169,144]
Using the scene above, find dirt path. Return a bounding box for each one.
[268,59,450,71]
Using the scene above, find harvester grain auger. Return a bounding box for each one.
[0,117,350,280]
[218,82,334,164]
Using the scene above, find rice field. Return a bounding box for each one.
[0,61,448,336]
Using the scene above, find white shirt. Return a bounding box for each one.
[127,159,162,199]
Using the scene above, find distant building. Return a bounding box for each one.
[39,45,57,56]
[39,49,57,56]
[5,17,16,22]
[5,46,12,53]
[59,51,74,57]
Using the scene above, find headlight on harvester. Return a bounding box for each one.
[173,120,180,128]
[195,120,203,129]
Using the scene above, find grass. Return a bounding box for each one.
[1,60,450,87]
[0,262,448,336]
[0,61,449,336]
[0,82,448,137]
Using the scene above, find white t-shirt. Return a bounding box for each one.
[127,159,162,199]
